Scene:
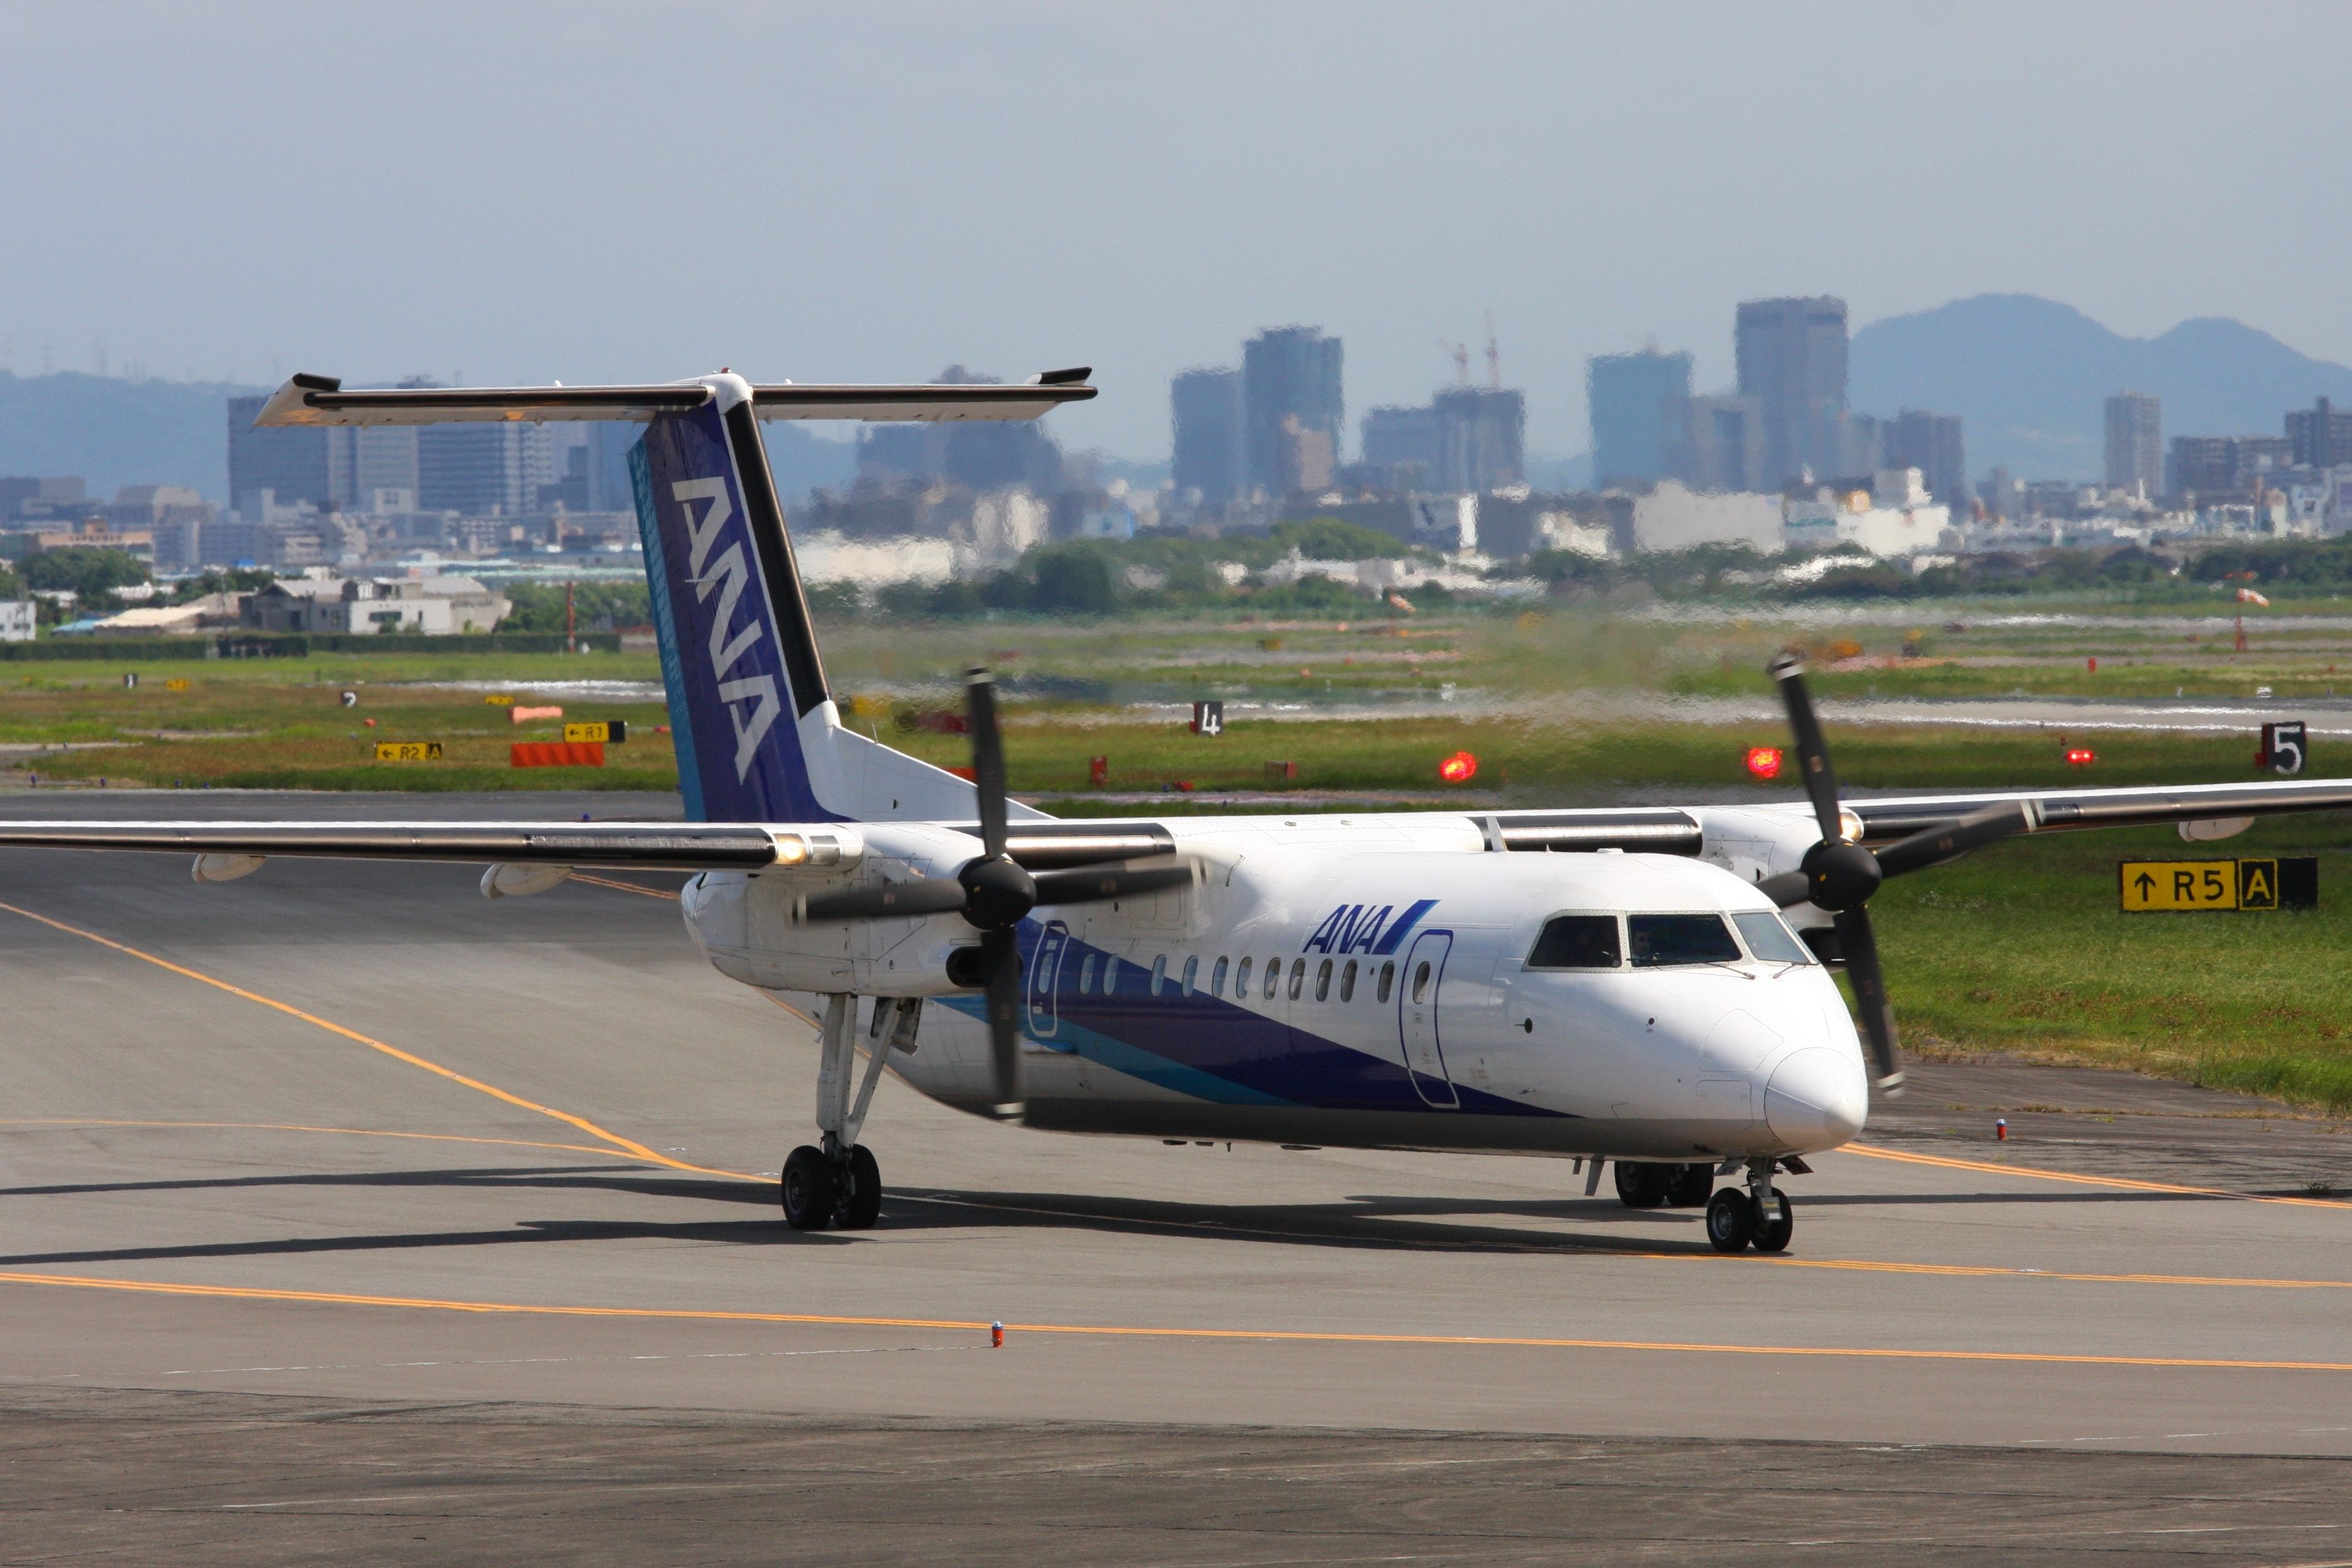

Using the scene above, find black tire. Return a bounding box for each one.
[836,1144,882,1230]
[1613,1161,1669,1209]
[1705,1188,1753,1253]
[781,1145,832,1230]
[1666,1163,1714,1207]
[1751,1190,1793,1253]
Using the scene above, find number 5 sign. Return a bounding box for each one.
[2260,721,2307,775]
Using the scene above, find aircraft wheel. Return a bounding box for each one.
[781,1145,833,1230]
[1704,1188,1753,1253]
[1613,1161,1670,1209]
[1751,1189,1794,1254]
[1666,1163,1714,1207]
[835,1144,883,1230]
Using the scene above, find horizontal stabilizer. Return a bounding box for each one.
[253,372,1096,427]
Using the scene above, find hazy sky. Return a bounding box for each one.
[6,2,2350,461]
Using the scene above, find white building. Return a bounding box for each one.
[243,573,510,634]
[1631,480,1782,554]
[1783,469,1953,558]
[0,600,34,643]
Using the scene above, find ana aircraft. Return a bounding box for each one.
[9,368,2351,1256]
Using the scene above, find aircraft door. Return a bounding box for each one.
[1026,920,1069,1041]
[1396,929,1459,1108]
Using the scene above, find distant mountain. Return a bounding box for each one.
[1849,295,2352,482]
[0,371,260,500]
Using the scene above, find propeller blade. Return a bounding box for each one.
[1767,653,1846,844]
[1872,800,2036,880]
[799,878,969,922]
[1833,907,1904,1095]
[1758,870,1813,909]
[965,666,1009,862]
[1030,859,1198,906]
[980,926,1025,1121]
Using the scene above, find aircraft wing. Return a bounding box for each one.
[253,370,1095,426]
[1845,776,2352,844]
[0,820,785,871]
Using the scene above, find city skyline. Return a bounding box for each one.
[6,3,2352,463]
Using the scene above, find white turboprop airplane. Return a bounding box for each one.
[8,368,2351,1256]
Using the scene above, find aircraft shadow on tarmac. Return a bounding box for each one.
[0,1164,2247,1271]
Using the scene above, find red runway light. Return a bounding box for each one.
[1745,746,1784,781]
[2066,748,2096,766]
[1438,751,1478,783]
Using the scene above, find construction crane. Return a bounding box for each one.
[1484,312,1501,390]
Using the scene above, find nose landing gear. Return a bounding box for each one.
[1705,1157,1796,1254]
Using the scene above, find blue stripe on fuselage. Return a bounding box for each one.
[934,922,1562,1117]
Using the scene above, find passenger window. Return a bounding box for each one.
[1264,956,1281,1000]
[1377,961,1395,1002]
[1411,961,1431,1003]
[1150,954,1168,995]
[1288,959,1305,1000]
[1731,911,1814,964]
[1314,958,1332,1000]
[1627,914,1742,968]
[1527,914,1621,969]
[1340,959,1357,1002]
[1180,956,1198,997]
[1211,956,1229,996]
[1102,956,1120,992]
[1235,956,1252,996]
[1078,953,1096,994]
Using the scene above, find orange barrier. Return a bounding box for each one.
[511,705,564,724]
[511,741,605,768]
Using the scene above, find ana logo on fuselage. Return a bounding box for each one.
[671,475,780,781]
[1303,898,1437,956]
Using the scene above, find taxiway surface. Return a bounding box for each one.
[3,792,2350,1562]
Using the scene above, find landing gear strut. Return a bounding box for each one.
[781,993,917,1232]
[1706,1156,1796,1254]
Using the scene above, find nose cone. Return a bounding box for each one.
[1765,1046,1869,1149]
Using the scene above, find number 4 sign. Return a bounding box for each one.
[1191,700,1223,736]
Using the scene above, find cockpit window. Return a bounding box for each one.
[1527,914,1621,969]
[1731,910,1814,964]
[1626,913,1741,967]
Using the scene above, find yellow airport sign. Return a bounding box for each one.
[563,721,626,744]
[163,677,190,692]
[2118,857,2311,912]
[374,741,444,762]
[483,693,516,705]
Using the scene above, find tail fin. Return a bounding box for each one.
[254,367,1093,825]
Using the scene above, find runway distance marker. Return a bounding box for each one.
[4,1271,2352,1374]
[0,899,742,1182]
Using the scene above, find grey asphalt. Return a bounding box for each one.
[3,792,2351,1562]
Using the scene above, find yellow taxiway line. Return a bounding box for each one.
[1,1269,2349,1374]
[0,899,744,1183]
[1847,1141,2352,1210]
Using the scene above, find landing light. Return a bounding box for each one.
[1745,746,1784,781]
[1438,751,1477,783]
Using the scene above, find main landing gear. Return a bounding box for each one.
[782,993,919,1232]
[1705,1156,1797,1254]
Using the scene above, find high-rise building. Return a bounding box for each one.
[226,394,333,512]
[1735,296,1848,488]
[2167,434,2295,501]
[1241,326,1343,497]
[1360,404,1442,489]
[1669,394,1765,493]
[1888,409,1967,508]
[2287,397,2352,469]
[417,421,556,516]
[1432,387,1524,493]
[1171,368,1245,505]
[1587,350,1692,488]
[2104,392,2162,495]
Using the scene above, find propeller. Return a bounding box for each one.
[1756,654,2043,1096]
[796,667,1196,1122]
